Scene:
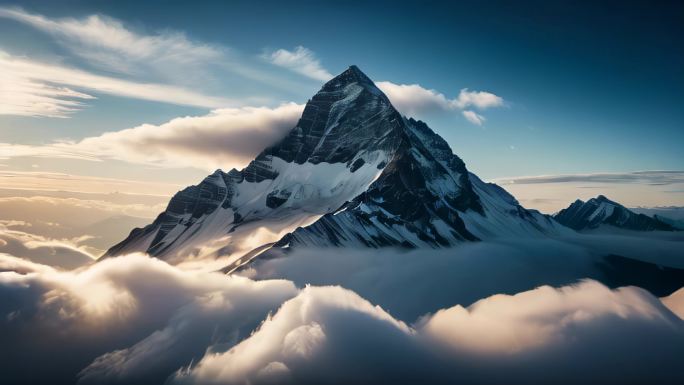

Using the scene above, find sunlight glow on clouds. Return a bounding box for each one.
[0,248,682,384]
[0,194,162,258]
[0,253,298,384]
[173,281,684,385]
[0,63,95,117]
[0,225,95,269]
[0,103,304,170]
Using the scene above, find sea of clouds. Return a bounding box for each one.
[1,231,684,385]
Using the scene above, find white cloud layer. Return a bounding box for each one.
[1,241,683,384]
[0,103,304,170]
[376,81,504,125]
[173,281,684,385]
[265,46,333,82]
[0,254,297,385]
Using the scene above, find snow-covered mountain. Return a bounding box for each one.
[553,195,677,231]
[105,66,568,271]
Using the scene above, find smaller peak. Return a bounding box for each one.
[407,117,426,125]
[589,195,620,206]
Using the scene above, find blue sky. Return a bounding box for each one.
[0,0,682,211]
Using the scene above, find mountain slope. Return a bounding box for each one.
[276,118,566,250]
[105,66,569,271]
[553,195,677,231]
[104,66,404,270]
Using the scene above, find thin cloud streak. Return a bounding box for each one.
[496,171,684,186]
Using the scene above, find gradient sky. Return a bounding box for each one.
[0,0,683,214]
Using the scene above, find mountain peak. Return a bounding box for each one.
[321,65,378,92]
[554,195,676,231]
[590,195,619,206]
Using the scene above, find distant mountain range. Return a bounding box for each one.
[103,66,678,272]
[631,206,684,230]
[553,195,678,231]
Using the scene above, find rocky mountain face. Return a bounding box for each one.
[104,66,568,271]
[553,195,677,231]
[276,117,566,250]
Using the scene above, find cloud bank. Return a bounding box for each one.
[1,238,683,385]
[0,103,304,170]
[242,234,684,321]
[0,254,297,385]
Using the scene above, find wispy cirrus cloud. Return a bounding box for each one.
[264,46,333,82]
[0,7,222,77]
[0,51,239,117]
[0,7,299,118]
